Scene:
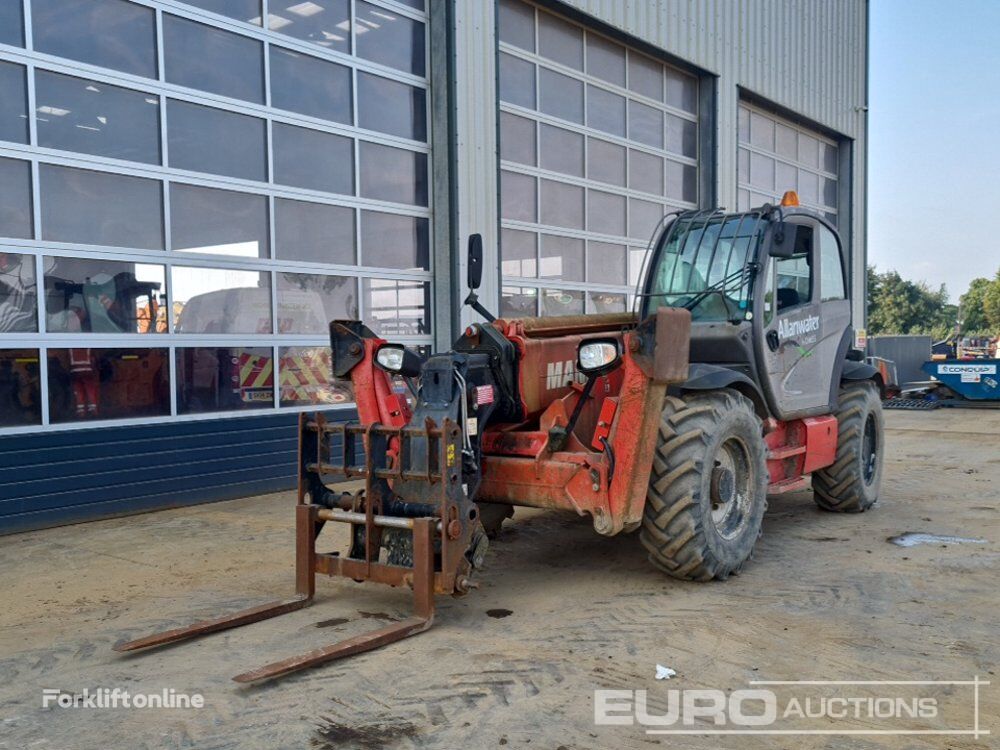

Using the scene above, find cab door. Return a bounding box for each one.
[757,218,842,418]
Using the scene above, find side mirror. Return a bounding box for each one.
[578,339,622,377]
[467,234,484,290]
[769,222,797,259]
[375,344,424,378]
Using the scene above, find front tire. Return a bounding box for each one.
[640,390,768,581]
[812,381,884,512]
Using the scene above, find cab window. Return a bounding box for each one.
[774,224,813,312]
[819,225,846,301]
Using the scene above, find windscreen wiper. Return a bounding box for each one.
[681,265,758,321]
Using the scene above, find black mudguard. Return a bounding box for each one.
[676,363,770,419]
[840,359,886,398]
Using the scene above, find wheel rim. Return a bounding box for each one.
[710,436,754,540]
[862,413,878,485]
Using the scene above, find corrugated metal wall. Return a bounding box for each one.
[0,410,346,535]
[454,0,868,324]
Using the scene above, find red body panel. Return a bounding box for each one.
[764,415,837,493]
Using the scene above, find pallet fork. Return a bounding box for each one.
[115,414,473,683]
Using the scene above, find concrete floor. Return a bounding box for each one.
[0,410,997,749]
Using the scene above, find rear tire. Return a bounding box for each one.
[812,381,883,512]
[641,390,768,581]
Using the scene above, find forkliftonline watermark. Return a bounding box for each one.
[42,687,205,709]
[595,678,990,738]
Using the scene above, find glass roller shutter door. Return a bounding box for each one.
[497,0,700,317]
[736,102,840,225]
[0,0,432,431]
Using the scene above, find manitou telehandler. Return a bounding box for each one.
[116,192,885,682]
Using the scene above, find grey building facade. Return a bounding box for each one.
[0,0,868,533]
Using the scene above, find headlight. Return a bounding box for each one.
[375,345,406,372]
[578,340,621,374]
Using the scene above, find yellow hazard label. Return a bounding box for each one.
[446,444,456,467]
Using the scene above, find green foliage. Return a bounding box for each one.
[983,270,1000,332]
[866,266,1000,338]
[866,267,955,338]
[959,277,993,334]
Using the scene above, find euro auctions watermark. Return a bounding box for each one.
[595,677,990,738]
[42,687,205,709]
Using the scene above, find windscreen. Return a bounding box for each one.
[642,211,766,321]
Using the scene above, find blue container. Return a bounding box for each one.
[921,359,1000,401]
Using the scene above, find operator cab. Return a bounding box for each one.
[639,192,853,421]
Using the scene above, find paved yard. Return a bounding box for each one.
[0,409,997,749]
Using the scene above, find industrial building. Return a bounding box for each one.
[0,0,868,533]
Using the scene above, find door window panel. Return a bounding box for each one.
[170,184,269,259]
[500,229,537,278]
[362,278,429,336]
[279,346,351,406]
[538,12,583,70]
[43,256,167,333]
[539,68,583,123]
[163,15,264,103]
[539,124,584,177]
[48,348,170,422]
[586,36,625,86]
[498,0,535,52]
[541,288,583,316]
[0,62,28,145]
[167,100,267,181]
[356,1,425,76]
[0,0,24,46]
[357,72,427,141]
[586,85,626,137]
[0,157,34,240]
[499,52,536,110]
[0,252,38,333]
[275,199,355,265]
[32,0,157,78]
[540,235,583,281]
[176,346,273,413]
[0,349,40,427]
[270,46,352,124]
[44,256,165,333]
[360,211,429,271]
[587,242,626,286]
[359,142,428,206]
[277,273,358,334]
[269,0,349,52]
[500,112,537,166]
[182,0,261,24]
[172,268,271,334]
[40,165,163,249]
[501,286,537,318]
[273,123,353,195]
[35,71,160,164]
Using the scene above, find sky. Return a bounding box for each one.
[868,0,1000,301]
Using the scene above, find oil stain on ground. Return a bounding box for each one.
[314,719,417,749]
[486,608,513,618]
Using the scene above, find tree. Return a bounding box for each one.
[959,277,993,334]
[983,270,1000,332]
[866,266,956,338]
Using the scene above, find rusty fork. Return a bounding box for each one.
[114,414,457,683]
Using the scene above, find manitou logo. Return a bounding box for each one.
[777,314,820,340]
[546,360,585,390]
